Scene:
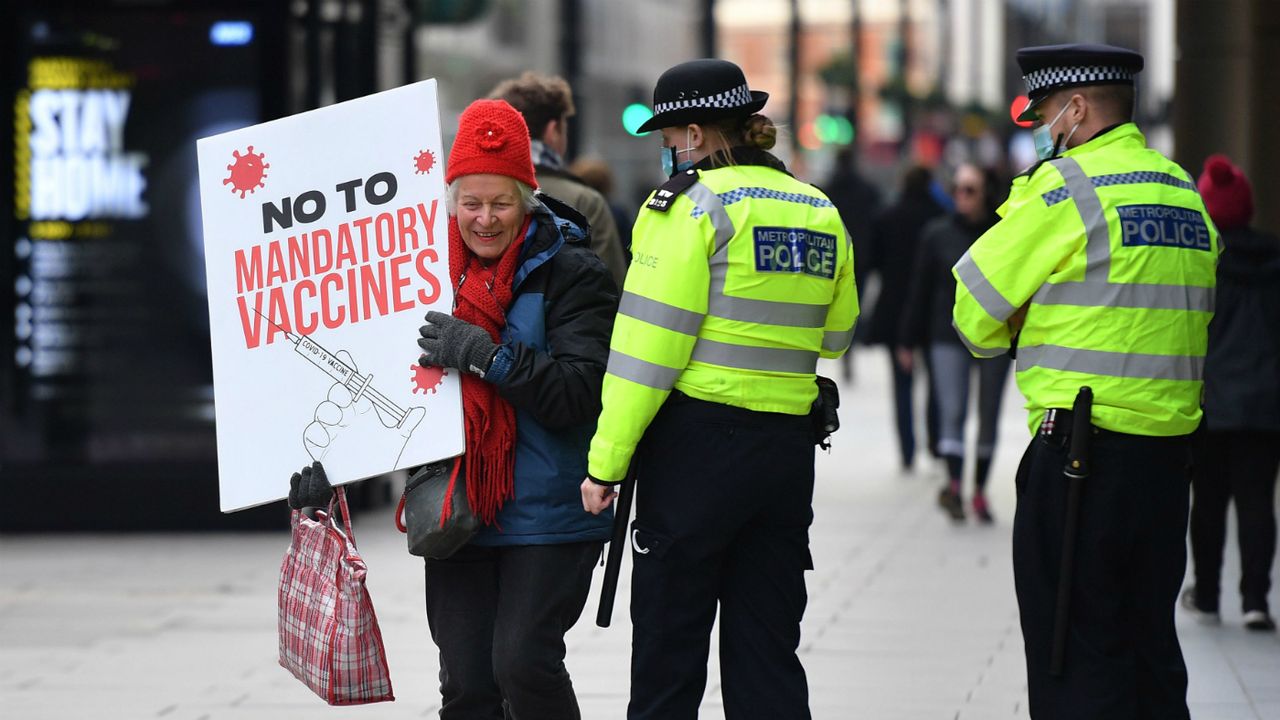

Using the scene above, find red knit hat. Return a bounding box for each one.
[1198,154,1254,231]
[446,99,538,189]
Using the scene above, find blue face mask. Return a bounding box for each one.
[1031,101,1079,160]
[661,128,696,177]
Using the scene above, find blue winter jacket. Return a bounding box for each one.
[468,195,618,545]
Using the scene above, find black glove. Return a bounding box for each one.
[288,461,334,510]
[417,310,500,378]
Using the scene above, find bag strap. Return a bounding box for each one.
[395,457,462,534]
[328,486,356,546]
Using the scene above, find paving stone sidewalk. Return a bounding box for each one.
[2,353,1277,719]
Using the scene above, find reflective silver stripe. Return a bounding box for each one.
[823,326,855,352]
[708,261,829,327]
[685,181,735,254]
[691,338,819,374]
[713,294,828,327]
[951,320,1007,358]
[1034,281,1215,313]
[605,349,683,390]
[1050,157,1111,280]
[618,292,704,336]
[1017,344,1203,382]
[954,251,1017,322]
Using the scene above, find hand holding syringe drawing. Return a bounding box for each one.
[255,309,427,474]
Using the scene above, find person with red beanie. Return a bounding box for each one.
[1182,154,1280,632]
[412,98,618,717]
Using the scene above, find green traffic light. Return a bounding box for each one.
[622,103,654,136]
[835,116,854,145]
[816,114,855,145]
[815,114,839,144]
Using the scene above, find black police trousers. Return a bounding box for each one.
[1013,429,1192,720]
[628,392,814,720]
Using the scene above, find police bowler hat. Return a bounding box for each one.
[637,59,769,133]
[1016,43,1143,121]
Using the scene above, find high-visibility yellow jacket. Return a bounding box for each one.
[587,160,859,482]
[952,123,1219,436]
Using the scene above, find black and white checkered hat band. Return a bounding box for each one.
[654,83,753,115]
[1024,65,1133,94]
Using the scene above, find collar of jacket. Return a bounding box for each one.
[1014,122,1144,181]
[693,145,792,176]
[533,163,589,186]
[1061,121,1144,158]
[510,197,589,289]
[1219,227,1280,281]
[530,139,566,171]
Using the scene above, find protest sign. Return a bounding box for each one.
[197,80,461,512]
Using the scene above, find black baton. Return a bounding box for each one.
[596,461,638,628]
[1050,386,1093,677]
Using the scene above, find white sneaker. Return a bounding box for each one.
[1180,587,1221,626]
[1243,610,1276,632]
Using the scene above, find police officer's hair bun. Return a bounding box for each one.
[742,114,777,150]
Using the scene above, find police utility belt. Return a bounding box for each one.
[668,378,840,450]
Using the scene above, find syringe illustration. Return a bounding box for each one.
[254,308,410,428]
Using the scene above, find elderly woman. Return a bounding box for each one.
[293,98,617,718]
[416,98,617,719]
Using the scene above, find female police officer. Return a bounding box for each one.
[581,59,858,720]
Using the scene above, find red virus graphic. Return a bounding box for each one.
[223,145,269,198]
[413,149,436,175]
[411,364,447,395]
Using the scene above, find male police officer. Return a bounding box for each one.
[951,44,1217,719]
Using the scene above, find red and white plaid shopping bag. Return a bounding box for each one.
[278,487,394,705]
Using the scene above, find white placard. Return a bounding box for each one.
[197,80,462,512]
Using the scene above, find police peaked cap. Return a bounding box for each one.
[1016,43,1144,121]
[637,59,769,133]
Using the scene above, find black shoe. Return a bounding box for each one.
[937,487,965,521]
[1243,610,1276,632]
[972,495,994,525]
[1179,586,1221,626]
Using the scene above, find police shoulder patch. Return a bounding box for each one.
[645,169,700,213]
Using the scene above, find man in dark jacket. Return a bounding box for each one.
[822,148,882,381]
[1183,155,1280,632]
[866,166,945,470]
[490,72,628,288]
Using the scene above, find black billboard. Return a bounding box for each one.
[1,0,290,529]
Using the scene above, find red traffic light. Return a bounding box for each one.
[1010,95,1033,128]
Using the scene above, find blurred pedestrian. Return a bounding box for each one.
[953,44,1218,719]
[899,163,1009,523]
[294,99,621,719]
[490,72,628,288]
[1182,155,1280,633]
[821,147,882,381]
[580,58,857,720]
[570,155,635,260]
[867,165,945,471]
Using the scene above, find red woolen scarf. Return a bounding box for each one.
[443,215,531,526]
